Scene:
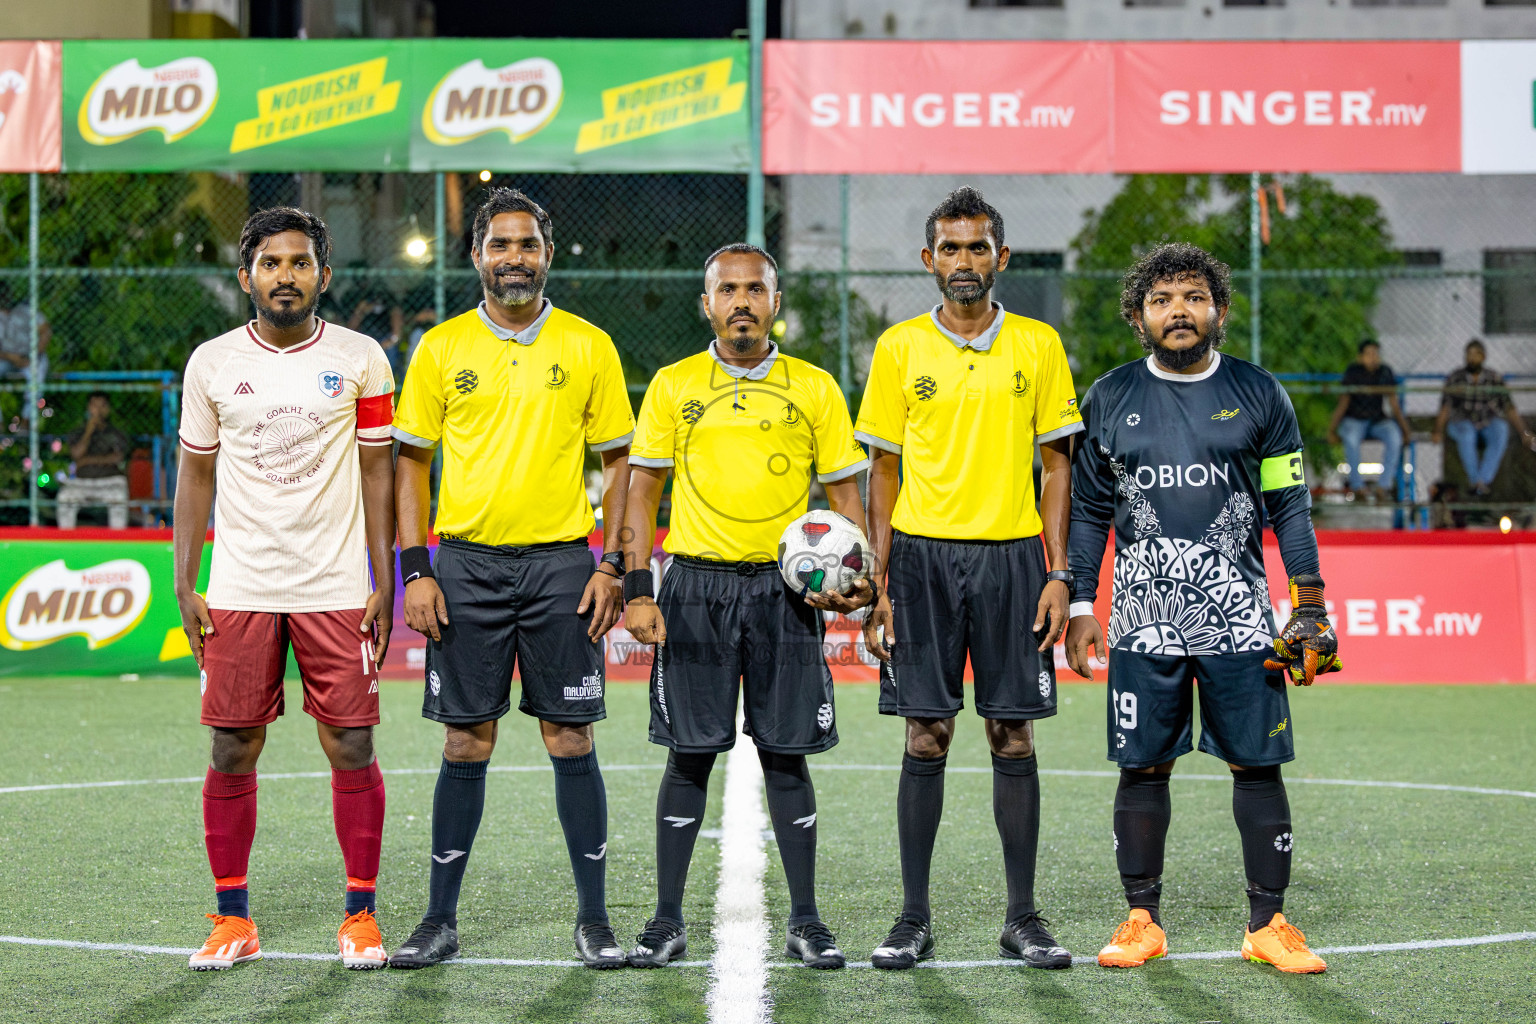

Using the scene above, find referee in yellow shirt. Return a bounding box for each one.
[857,188,1083,970]
[620,244,871,970]
[388,189,635,970]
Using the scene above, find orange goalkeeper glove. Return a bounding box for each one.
[1264,574,1342,686]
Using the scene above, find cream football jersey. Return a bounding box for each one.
[179,320,395,612]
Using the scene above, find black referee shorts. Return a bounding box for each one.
[649,556,838,755]
[422,538,605,726]
[878,530,1058,721]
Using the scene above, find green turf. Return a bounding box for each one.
[0,677,1532,1023]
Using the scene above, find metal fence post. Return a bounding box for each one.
[746,0,765,248]
[433,171,446,323]
[27,172,40,527]
[838,174,851,397]
[1249,171,1262,367]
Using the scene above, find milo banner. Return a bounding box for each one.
[0,536,209,677]
[61,38,748,173]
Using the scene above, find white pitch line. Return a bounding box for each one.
[4,929,1531,969]
[706,733,772,1024]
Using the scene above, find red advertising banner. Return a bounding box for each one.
[762,40,1113,175]
[0,41,62,173]
[1069,532,1536,685]
[764,40,1464,175]
[1112,42,1462,174]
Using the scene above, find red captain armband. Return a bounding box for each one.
[357,392,394,431]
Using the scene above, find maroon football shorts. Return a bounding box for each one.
[200,608,380,729]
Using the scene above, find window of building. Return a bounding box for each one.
[1484,250,1536,334]
[1353,0,1446,6]
[1222,0,1285,6]
[1485,0,1536,7]
[1124,0,1186,7]
[1400,250,1444,267]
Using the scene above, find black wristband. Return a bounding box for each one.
[623,568,654,603]
[599,551,625,576]
[400,545,434,584]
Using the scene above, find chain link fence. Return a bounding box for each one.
[1,168,1532,528]
[779,171,1536,528]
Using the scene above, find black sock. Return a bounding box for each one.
[425,757,487,928]
[992,753,1041,923]
[1232,765,1291,931]
[654,750,715,924]
[551,747,608,927]
[344,890,375,916]
[759,750,820,927]
[216,889,249,919]
[1114,769,1171,925]
[898,753,946,922]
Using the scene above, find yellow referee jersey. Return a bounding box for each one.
[393,301,634,546]
[855,304,1083,541]
[631,342,868,562]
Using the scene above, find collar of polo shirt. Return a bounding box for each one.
[928,301,1005,352]
[708,338,780,380]
[476,297,554,346]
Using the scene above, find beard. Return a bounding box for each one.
[937,269,993,307]
[254,288,317,331]
[481,261,547,307]
[1140,315,1225,371]
[710,309,768,352]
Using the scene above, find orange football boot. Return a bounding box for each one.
[1097,908,1168,967]
[1243,913,1327,973]
[338,908,388,969]
[189,913,261,970]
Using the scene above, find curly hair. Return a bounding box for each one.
[1119,242,1232,327]
[925,186,1004,251]
[238,207,331,272]
[472,187,554,254]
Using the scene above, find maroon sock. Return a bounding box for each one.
[203,768,258,918]
[332,760,385,915]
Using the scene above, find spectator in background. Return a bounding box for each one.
[1328,338,1411,500]
[1433,339,1536,497]
[0,280,51,385]
[57,391,130,530]
[346,275,405,378]
[401,282,439,383]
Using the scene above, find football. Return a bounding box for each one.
[777,509,872,597]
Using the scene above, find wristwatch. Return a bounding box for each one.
[1045,569,1076,587]
[598,551,625,577]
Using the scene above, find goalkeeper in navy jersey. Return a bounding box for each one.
[1064,243,1341,975]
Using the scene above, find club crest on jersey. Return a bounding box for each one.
[1011,371,1030,397]
[454,369,479,395]
[681,400,704,425]
[782,401,801,426]
[318,371,344,398]
[1212,408,1241,421]
[914,375,937,401]
[817,702,834,732]
[545,363,568,390]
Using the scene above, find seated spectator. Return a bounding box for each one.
[1433,339,1536,497]
[0,281,50,385]
[1328,338,1411,499]
[57,391,130,530]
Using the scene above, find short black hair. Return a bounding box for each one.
[87,390,110,405]
[925,186,1004,252]
[1466,337,1485,353]
[1120,242,1233,327]
[1358,337,1381,354]
[472,187,553,254]
[238,207,331,272]
[704,242,779,288]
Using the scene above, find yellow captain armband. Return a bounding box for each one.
[1260,451,1306,491]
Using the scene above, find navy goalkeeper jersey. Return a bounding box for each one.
[1067,353,1316,657]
